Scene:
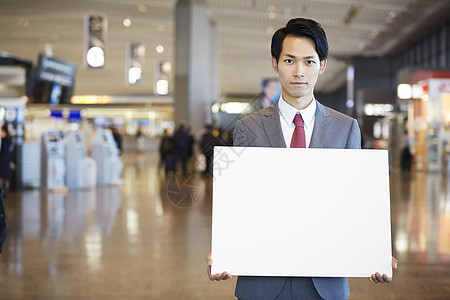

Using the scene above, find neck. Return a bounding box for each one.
[284,96,313,110]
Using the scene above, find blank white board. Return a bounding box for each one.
[211,147,392,277]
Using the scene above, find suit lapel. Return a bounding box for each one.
[310,101,331,148]
[263,101,286,148]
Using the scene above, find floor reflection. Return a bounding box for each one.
[3,186,122,279]
[0,152,449,299]
[390,170,450,265]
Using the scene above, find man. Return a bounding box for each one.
[207,18,397,299]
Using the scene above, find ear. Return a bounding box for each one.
[319,58,327,74]
[271,57,278,73]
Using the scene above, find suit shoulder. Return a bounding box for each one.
[320,104,356,123]
[237,105,276,125]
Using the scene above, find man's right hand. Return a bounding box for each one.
[207,253,232,281]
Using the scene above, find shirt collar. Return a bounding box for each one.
[278,95,316,128]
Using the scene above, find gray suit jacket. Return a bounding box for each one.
[233,100,361,300]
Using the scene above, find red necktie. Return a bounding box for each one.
[290,114,306,148]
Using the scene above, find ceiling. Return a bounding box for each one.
[1,0,450,98]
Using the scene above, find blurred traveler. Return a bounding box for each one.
[186,126,195,171]
[401,146,412,171]
[207,17,397,299]
[199,125,218,176]
[159,129,175,175]
[173,121,193,174]
[0,186,6,254]
[110,127,123,155]
[401,131,412,171]
[260,78,281,109]
[0,125,13,195]
[136,126,145,152]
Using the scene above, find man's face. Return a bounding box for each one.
[272,36,326,105]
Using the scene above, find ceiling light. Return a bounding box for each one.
[156,79,169,95]
[211,103,220,114]
[160,62,171,73]
[155,45,164,54]
[123,18,131,27]
[364,104,393,116]
[86,46,105,68]
[128,67,142,85]
[220,102,251,114]
[397,84,411,99]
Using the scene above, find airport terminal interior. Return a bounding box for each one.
[1,0,450,299]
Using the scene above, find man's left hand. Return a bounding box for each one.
[369,257,397,283]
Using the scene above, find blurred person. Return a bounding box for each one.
[217,127,232,146]
[401,145,412,171]
[401,131,412,171]
[109,127,123,155]
[159,129,175,175]
[0,125,12,195]
[207,18,397,299]
[0,184,6,254]
[173,121,193,174]
[136,126,145,152]
[186,126,195,168]
[260,78,282,109]
[199,125,219,176]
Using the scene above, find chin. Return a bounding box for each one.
[289,92,309,98]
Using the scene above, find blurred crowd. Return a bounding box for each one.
[159,122,232,176]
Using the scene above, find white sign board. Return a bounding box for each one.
[211,147,392,277]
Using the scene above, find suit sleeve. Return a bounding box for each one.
[233,119,249,147]
[345,119,362,149]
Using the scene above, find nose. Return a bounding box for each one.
[293,63,304,78]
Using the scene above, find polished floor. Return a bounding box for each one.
[0,151,450,299]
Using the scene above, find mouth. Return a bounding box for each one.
[291,81,307,86]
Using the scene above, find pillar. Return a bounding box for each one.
[175,0,218,133]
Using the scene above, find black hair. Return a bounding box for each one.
[271,18,328,62]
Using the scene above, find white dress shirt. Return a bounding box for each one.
[277,96,316,148]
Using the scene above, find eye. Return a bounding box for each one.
[306,60,316,65]
[284,59,294,64]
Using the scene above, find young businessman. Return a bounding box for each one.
[207,18,397,299]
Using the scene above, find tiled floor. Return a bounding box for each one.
[0,152,450,299]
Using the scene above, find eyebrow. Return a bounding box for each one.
[283,54,319,60]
